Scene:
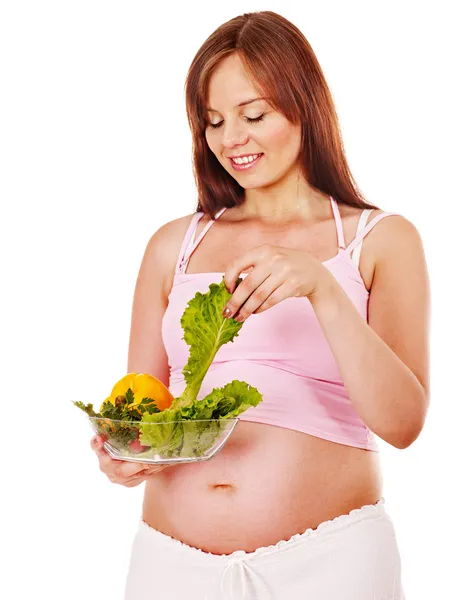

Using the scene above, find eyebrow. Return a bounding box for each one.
[206,97,268,112]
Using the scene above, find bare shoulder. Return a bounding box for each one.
[146,212,198,295]
[149,211,197,246]
[341,202,422,282]
[365,211,426,270]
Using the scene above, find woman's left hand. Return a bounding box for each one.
[222,244,332,322]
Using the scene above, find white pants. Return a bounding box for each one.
[124,498,405,599]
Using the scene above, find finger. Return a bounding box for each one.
[114,460,156,479]
[93,444,110,465]
[113,464,170,486]
[253,281,296,314]
[90,435,105,453]
[92,435,170,478]
[97,448,115,474]
[222,266,271,319]
[122,477,147,488]
[232,274,284,321]
[122,471,162,487]
[98,454,146,480]
[128,464,170,480]
[223,244,271,294]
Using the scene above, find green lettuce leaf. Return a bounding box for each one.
[201,380,263,418]
[138,379,262,457]
[138,408,185,456]
[174,278,244,407]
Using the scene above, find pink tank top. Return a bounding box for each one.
[162,197,399,452]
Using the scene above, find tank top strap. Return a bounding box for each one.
[176,206,228,274]
[345,211,400,256]
[330,197,346,249]
[175,212,204,274]
[349,208,372,267]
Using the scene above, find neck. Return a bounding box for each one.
[236,170,331,224]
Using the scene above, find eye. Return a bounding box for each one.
[208,114,265,130]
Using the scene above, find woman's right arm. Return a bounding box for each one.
[91,215,194,487]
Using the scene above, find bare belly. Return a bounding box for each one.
[142,420,383,555]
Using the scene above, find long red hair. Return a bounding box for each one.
[184,10,379,219]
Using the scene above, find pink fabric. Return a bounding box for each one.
[162,197,399,452]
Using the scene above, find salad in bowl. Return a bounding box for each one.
[74,278,263,464]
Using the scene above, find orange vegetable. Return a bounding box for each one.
[100,373,174,413]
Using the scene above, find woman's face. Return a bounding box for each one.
[204,54,302,187]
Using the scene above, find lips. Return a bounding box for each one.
[229,153,264,171]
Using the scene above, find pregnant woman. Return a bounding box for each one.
[91,11,430,600]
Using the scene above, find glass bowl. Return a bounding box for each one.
[89,416,239,464]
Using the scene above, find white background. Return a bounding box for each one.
[1,1,474,598]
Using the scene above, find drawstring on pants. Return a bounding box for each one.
[219,551,273,600]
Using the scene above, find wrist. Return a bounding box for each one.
[307,268,342,317]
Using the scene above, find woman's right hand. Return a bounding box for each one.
[90,435,171,487]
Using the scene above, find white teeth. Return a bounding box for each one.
[232,154,260,164]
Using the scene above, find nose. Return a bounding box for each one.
[221,119,249,148]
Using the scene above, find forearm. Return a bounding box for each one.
[309,272,428,449]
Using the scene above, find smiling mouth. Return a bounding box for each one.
[229,153,264,170]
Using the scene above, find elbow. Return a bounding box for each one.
[393,424,423,450]
[383,423,422,450]
[392,391,429,450]
[377,423,423,450]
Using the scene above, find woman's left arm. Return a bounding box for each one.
[310,216,431,450]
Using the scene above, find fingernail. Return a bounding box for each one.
[92,437,99,447]
[222,307,232,318]
[234,313,244,323]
